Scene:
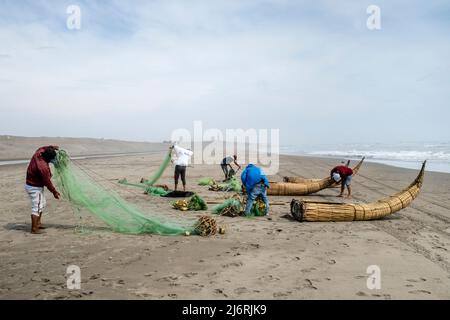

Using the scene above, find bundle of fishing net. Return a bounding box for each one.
[173,194,208,211]
[198,177,216,186]
[117,179,169,196]
[52,150,212,236]
[212,194,267,217]
[209,177,242,192]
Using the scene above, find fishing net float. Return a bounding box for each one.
[268,157,365,196]
[52,150,216,236]
[290,161,426,222]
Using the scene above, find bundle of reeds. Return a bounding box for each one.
[269,157,365,196]
[290,161,425,222]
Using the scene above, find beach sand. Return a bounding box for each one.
[1,141,450,299]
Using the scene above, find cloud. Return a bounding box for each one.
[0,0,449,145]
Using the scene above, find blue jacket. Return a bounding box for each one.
[241,164,269,192]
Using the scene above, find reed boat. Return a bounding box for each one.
[290,161,426,222]
[268,157,365,196]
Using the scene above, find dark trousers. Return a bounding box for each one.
[221,164,229,179]
[174,165,187,185]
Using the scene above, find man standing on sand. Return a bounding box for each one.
[241,164,270,216]
[25,145,61,234]
[170,144,193,192]
[220,155,241,181]
[330,164,354,198]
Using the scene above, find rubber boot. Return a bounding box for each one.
[38,212,46,229]
[31,215,44,234]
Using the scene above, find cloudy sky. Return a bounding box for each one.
[0,0,449,146]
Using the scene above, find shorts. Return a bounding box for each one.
[25,184,46,216]
[174,165,187,185]
[343,175,352,186]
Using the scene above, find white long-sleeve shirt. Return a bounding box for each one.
[173,145,193,166]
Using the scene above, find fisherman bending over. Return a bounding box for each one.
[220,155,241,181]
[330,164,354,198]
[241,164,270,216]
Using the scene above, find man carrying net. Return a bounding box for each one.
[25,145,61,234]
[170,144,193,192]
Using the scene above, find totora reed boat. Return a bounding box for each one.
[290,161,426,222]
[268,157,365,196]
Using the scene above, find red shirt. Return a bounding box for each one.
[26,146,57,194]
[331,165,353,178]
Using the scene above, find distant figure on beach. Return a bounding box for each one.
[170,144,193,192]
[330,164,354,198]
[220,155,241,181]
[25,145,61,234]
[241,164,270,216]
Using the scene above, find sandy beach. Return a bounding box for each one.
[1,139,450,300]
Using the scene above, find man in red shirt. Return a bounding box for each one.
[25,145,61,234]
[330,163,354,198]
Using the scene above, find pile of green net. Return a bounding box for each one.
[117,179,169,196]
[187,194,208,211]
[217,177,242,192]
[212,198,241,215]
[198,177,215,186]
[206,177,242,192]
[212,197,266,217]
[53,150,197,235]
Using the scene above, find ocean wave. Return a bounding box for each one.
[306,150,450,161]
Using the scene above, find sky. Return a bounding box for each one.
[0,0,449,146]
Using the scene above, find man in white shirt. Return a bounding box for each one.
[170,144,193,191]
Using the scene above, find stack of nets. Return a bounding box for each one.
[53,150,211,236]
[212,193,267,217]
[173,194,208,211]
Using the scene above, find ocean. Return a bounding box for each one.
[280,142,450,174]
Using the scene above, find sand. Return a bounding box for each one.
[1,140,450,299]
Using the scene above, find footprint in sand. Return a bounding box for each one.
[273,291,292,298]
[301,267,316,273]
[183,272,198,278]
[303,279,318,290]
[234,287,248,295]
[222,261,243,268]
[409,290,431,295]
[259,274,280,281]
[214,288,228,297]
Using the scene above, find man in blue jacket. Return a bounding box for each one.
[241,164,270,216]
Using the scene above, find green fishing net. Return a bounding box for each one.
[118,178,169,196]
[198,177,215,186]
[143,148,172,186]
[188,194,208,211]
[53,150,197,235]
[218,177,242,192]
[212,196,266,216]
[212,198,241,215]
